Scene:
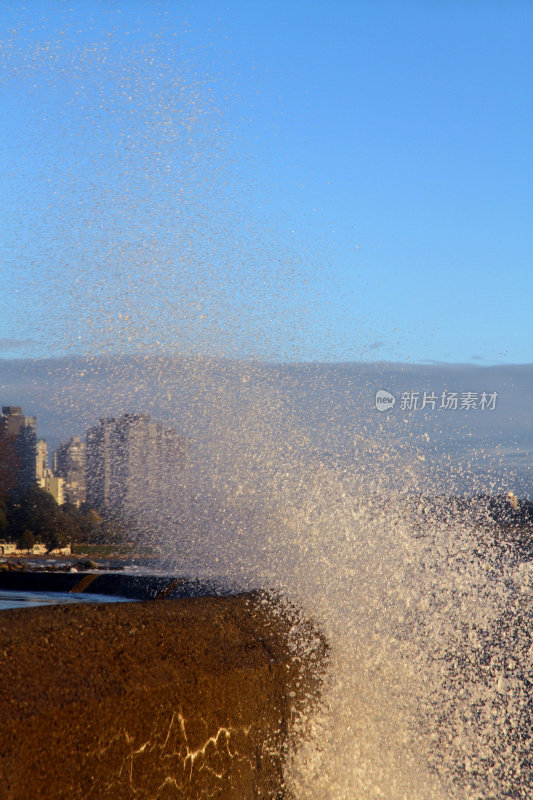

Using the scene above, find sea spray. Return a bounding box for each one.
[35,353,530,798]
[2,6,531,797]
[149,435,532,800]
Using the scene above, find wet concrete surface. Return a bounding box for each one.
[0,581,327,800]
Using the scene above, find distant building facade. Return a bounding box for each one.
[36,439,48,487]
[55,436,86,506]
[44,474,65,505]
[85,413,188,518]
[0,406,37,494]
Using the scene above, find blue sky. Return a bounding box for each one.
[1,0,532,364]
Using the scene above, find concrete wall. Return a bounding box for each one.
[0,592,326,799]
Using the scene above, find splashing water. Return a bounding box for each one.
[141,413,529,800]
[2,6,532,799]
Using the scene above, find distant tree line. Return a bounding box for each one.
[0,485,106,551]
[0,431,127,551]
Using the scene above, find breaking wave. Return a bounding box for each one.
[149,431,532,800]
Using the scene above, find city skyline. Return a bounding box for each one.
[86,412,189,516]
[1,354,531,498]
[0,403,189,514]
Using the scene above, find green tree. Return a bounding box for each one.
[9,485,59,543]
[51,511,78,550]
[17,529,35,552]
[82,508,103,543]
[46,527,67,552]
[9,486,82,550]
[62,503,101,543]
[60,503,85,542]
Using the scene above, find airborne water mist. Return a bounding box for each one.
[141,384,531,800]
[2,4,532,799]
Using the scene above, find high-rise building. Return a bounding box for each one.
[43,474,65,505]
[85,418,115,511]
[36,439,48,487]
[85,413,189,518]
[55,436,86,506]
[0,406,37,494]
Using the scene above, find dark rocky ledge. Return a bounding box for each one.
[0,582,327,800]
[0,567,244,599]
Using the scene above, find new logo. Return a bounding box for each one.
[375,389,396,411]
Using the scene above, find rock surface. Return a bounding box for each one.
[0,594,326,800]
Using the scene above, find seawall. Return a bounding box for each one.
[0,584,326,799]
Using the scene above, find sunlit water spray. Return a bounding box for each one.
[141,412,530,800]
[3,7,531,798]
